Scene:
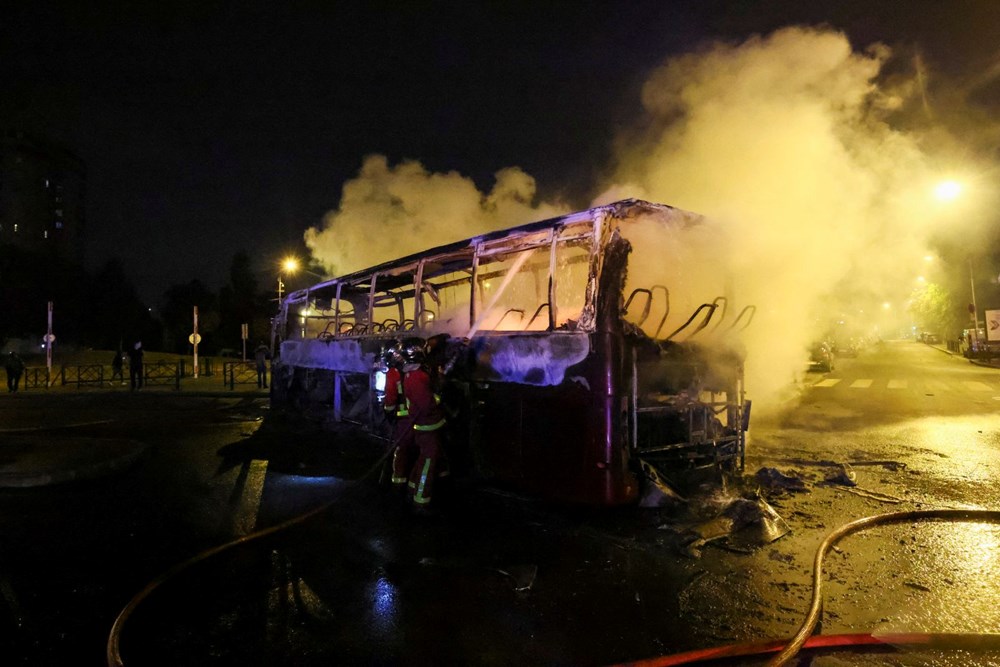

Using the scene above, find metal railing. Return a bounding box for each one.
[223,361,258,390]
[143,361,182,390]
[60,364,105,388]
[4,367,49,391]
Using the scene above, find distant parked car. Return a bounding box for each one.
[809,341,835,372]
[919,332,941,344]
[832,338,859,358]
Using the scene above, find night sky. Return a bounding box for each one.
[3,1,999,303]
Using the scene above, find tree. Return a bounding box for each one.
[161,279,219,353]
[218,251,265,351]
[86,258,161,350]
[909,283,961,337]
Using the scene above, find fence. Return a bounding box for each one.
[223,361,258,389]
[60,364,105,388]
[144,361,182,390]
[3,367,50,391]
[5,359,257,392]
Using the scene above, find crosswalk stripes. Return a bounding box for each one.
[812,377,998,392]
[963,381,993,391]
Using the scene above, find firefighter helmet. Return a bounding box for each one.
[400,337,426,364]
[382,341,404,368]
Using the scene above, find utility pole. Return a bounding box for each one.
[970,258,980,348]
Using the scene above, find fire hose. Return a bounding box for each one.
[617,508,1000,666]
[105,432,401,667]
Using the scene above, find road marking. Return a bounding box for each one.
[887,380,908,389]
[232,459,268,535]
[962,381,993,391]
[814,379,841,387]
[850,379,873,388]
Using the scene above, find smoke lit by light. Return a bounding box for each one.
[934,180,963,201]
[304,25,999,409]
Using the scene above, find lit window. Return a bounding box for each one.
[55,222,63,229]
[13,224,17,233]
[44,231,49,239]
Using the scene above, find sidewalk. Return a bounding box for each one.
[928,341,1000,369]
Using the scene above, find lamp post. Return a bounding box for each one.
[277,257,299,303]
[969,258,980,348]
[932,180,978,346]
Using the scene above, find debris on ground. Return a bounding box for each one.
[676,493,790,558]
[754,467,809,493]
[637,459,687,508]
[824,462,857,487]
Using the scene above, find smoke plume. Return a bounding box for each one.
[307,25,996,408]
[597,25,992,406]
[305,155,564,276]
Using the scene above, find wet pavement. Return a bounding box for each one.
[5,340,1000,665]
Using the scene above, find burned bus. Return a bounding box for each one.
[271,199,751,506]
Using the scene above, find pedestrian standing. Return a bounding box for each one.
[5,351,24,392]
[254,341,269,389]
[110,350,124,385]
[128,341,144,391]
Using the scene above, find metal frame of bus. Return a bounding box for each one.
[271,199,751,506]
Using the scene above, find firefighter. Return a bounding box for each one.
[383,342,417,490]
[401,339,447,509]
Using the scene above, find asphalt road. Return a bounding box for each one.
[3,340,1000,666]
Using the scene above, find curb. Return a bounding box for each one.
[0,439,150,489]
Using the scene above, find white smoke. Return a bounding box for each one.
[596,26,982,406]
[305,155,564,276]
[307,26,994,409]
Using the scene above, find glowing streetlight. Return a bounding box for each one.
[277,256,330,302]
[933,180,962,201]
[277,256,299,303]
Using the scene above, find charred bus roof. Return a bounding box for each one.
[283,199,702,303]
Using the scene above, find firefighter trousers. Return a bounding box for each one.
[408,429,442,505]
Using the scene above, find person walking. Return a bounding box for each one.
[127,341,144,391]
[254,341,270,389]
[5,351,24,392]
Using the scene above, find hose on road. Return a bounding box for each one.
[616,508,1000,667]
[106,432,400,667]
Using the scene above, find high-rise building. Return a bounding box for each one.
[0,130,86,262]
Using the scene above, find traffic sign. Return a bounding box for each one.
[43,333,56,343]
[189,333,202,345]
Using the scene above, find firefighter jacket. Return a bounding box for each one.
[383,367,408,417]
[403,366,446,431]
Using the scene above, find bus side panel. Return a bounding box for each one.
[470,371,638,506]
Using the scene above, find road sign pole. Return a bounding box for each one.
[46,301,53,386]
[193,306,199,379]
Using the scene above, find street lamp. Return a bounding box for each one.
[933,180,962,202]
[276,257,301,303]
[281,256,328,283]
